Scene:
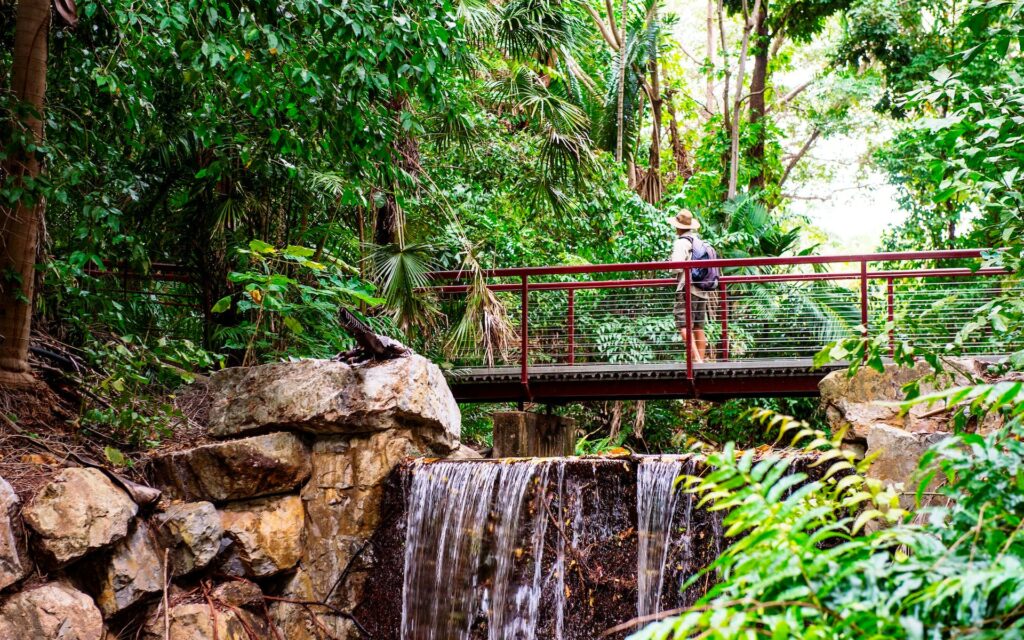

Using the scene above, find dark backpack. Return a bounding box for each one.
[685,235,720,291]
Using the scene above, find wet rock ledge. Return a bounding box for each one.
[0,354,465,639]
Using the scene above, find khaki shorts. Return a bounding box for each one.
[674,290,713,330]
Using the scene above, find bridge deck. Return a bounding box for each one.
[449,359,848,402]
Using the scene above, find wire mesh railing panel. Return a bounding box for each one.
[888,276,1023,355]
[428,251,1020,374]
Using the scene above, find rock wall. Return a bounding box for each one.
[0,354,463,639]
[819,357,998,505]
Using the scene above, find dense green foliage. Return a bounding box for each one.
[3,0,1024,631]
[631,390,1024,639]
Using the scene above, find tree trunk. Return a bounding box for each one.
[727,0,761,200]
[375,95,418,248]
[705,0,716,117]
[373,191,400,246]
[0,0,49,387]
[638,12,664,204]
[747,0,770,191]
[615,0,628,163]
[666,97,693,180]
[717,0,732,200]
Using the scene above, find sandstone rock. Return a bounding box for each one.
[269,568,359,640]
[0,582,104,640]
[88,522,164,617]
[211,580,264,607]
[153,502,222,577]
[206,356,460,452]
[819,358,987,439]
[142,603,267,640]
[0,476,29,590]
[23,467,138,566]
[220,494,304,578]
[866,423,950,507]
[300,432,422,604]
[148,432,311,502]
[447,444,484,460]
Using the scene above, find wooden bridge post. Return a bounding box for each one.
[685,268,693,380]
[520,275,530,397]
[492,411,577,458]
[887,277,895,357]
[860,260,869,362]
[567,288,575,365]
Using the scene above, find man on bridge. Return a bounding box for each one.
[669,209,718,364]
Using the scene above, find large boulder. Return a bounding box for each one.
[148,432,311,502]
[23,467,138,566]
[866,424,949,508]
[269,568,360,640]
[0,476,29,590]
[153,502,222,577]
[142,603,267,640]
[0,582,104,640]
[220,494,304,578]
[819,358,987,439]
[87,522,164,617]
[300,432,423,602]
[206,356,460,451]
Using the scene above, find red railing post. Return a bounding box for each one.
[520,275,529,389]
[719,281,729,362]
[887,276,895,357]
[860,260,869,361]
[685,269,694,380]
[567,288,575,365]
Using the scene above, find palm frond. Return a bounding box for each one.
[458,0,500,44]
[446,251,518,367]
[368,242,439,333]
[497,0,580,60]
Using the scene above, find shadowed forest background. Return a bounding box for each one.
[1,0,1022,449]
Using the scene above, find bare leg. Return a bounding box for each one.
[679,329,704,364]
[694,329,708,361]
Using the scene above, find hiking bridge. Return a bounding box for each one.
[429,249,1019,403]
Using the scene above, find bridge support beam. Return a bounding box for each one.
[492,411,576,458]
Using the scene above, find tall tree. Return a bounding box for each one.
[724,0,854,193]
[0,0,50,386]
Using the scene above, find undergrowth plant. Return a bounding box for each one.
[630,382,1024,640]
[213,240,383,363]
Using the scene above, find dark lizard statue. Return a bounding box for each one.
[332,308,411,364]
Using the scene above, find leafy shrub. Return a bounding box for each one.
[213,240,383,363]
[631,385,1024,640]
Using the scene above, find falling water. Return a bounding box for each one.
[636,457,689,619]
[397,455,721,639]
[547,461,580,640]
[401,460,555,640]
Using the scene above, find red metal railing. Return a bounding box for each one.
[428,249,1020,394]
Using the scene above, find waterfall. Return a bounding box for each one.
[401,460,556,640]
[636,457,691,619]
[392,455,719,640]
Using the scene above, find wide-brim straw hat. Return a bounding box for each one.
[667,209,700,231]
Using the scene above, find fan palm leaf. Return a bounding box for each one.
[368,242,439,333]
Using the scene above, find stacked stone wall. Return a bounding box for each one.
[0,355,465,639]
